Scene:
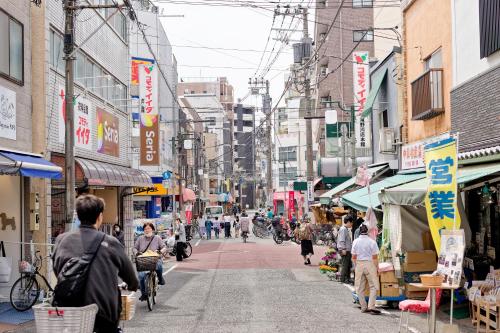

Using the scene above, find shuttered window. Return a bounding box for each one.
[479,0,500,58]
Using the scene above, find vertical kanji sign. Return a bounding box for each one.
[58,86,92,150]
[352,51,371,149]
[424,136,461,252]
[139,63,159,166]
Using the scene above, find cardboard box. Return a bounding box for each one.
[403,261,437,272]
[380,270,398,283]
[364,286,381,297]
[405,290,428,299]
[405,283,427,292]
[405,250,436,264]
[381,283,401,297]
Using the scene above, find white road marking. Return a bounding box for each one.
[162,264,178,276]
[195,239,201,247]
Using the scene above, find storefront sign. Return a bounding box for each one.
[130,57,154,98]
[307,180,314,202]
[424,137,461,252]
[0,86,16,140]
[139,63,159,166]
[96,107,119,157]
[402,133,451,170]
[436,229,465,288]
[353,51,371,149]
[288,191,295,220]
[57,86,93,150]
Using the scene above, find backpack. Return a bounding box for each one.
[298,225,311,241]
[53,233,106,307]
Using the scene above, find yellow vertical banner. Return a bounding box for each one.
[424,136,461,252]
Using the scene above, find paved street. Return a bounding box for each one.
[121,233,474,333]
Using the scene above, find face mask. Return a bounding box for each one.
[145,231,153,237]
[115,228,120,232]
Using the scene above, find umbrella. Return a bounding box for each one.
[182,188,196,202]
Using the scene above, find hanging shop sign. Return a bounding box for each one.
[0,85,16,140]
[424,136,461,252]
[139,63,159,166]
[96,107,119,157]
[352,51,371,149]
[402,133,450,170]
[307,180,314,202]
[288,191,295,220]
[130,57,154,98]
[57,86,93,150]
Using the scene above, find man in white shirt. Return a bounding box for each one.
[351,224,381,315]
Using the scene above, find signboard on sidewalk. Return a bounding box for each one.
[139,63,159,166]
[436,229,465,288]
[96,107,119,157]
[0,85,16,140]
[353,51,371,149]
[424,136,460,252]
[57,86,93,150]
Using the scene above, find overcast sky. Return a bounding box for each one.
[156,1,310,114]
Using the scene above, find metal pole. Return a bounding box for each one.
[350,106,357,177]
[264,80,273,208]
[64,0,76,225]
[303,8,313,214]
[177,131,183,217]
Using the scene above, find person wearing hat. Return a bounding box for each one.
[351,224,381,315]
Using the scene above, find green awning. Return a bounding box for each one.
[319,164,390,204]
[341,172,426,211]
[378,162,500,206]
[361,68,388,118]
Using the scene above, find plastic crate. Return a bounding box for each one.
[33,303,98,333]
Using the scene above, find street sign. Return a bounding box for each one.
[163,171,171,180]
[307,181,314,202]
[162,180,170,189]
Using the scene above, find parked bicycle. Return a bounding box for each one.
[10,250,53,312]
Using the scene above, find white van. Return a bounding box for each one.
[204,206,224,221]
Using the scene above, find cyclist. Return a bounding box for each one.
[53,194,138,333]
[134,222,166,301]
[240,210,250,239]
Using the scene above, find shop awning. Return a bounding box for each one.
[319,164,390,204]
[0,150,62,179]
[379,162,500,206]
[341,172,426,211]
[362,68,387,118]
[75,158,151,187]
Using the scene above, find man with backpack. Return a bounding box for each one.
[52,194,139,333]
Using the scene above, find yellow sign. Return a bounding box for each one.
[134,184,168,196]
[424,136,460,252]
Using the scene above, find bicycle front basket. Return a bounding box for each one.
[135,255,159,272]
[18,260,33,274]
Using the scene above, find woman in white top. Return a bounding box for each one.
[223,213,232,238]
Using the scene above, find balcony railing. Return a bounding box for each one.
[411,68,444,120]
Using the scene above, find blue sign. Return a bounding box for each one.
[163,171,171,180]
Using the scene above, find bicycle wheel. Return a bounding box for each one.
[10,275,40,312]
[184,242,192,258]
[146,273,154,311]
[273,234,283,245]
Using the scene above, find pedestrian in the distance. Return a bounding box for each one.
[214,216,220,239]
[223,212,232,238]
[112,223,125,247]
[266,208,274,220]
[295,220,314,265]
[205,216,213,240]
[338,216,354,283]
[233,216,240,238]
[352,224,381,315]
[174,218,187,261]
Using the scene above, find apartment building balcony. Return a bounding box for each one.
[411,69,444,120]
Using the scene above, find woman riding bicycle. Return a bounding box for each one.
[134,222,166,301]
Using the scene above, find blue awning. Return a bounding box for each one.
[0,151,62,179]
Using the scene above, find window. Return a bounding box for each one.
[85,58,94,89]
[0,9,23,83]
[352,0,373,7]
[424,48,442,70]
[380,110,389,129]
[242,120,253,127]
[279,146,297,161]
[479,0,500,58]
[50,30,64,74]
[112,13,127,41]
[279,167,297,187]
[353,30,374,42]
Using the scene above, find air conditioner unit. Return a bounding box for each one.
[379,128,396,154]
[320,67,328,76]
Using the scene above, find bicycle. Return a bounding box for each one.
[136,254,163,312]
[10,250,53,312]
[144,268,158,311]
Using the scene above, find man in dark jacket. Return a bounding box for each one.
[52,195,139,333]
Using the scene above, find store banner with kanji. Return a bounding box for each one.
[57,86,93,150]
[352,51,371,149]
[139,63,160,166]
[424,137,461,252]
[288,191,295,220]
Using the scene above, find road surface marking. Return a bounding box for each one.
[195,239,201,247]
[163,264,178,276]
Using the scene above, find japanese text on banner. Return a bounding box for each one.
[424,137,461,252]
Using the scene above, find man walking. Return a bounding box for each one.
[352,224,380,315]
[205,216,213,240]
[338,216,353,283]
[52,195,139,333]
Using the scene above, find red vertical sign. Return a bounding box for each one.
[288,191,295,220]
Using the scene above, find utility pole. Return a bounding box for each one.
[302,8,314,192]
[63,0,76,225]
